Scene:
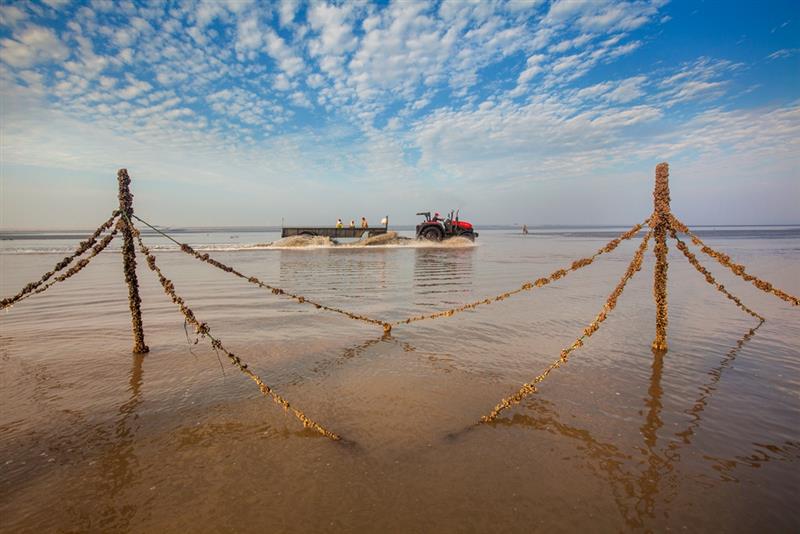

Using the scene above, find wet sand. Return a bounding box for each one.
[1,228,798,532]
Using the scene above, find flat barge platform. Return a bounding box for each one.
[282,218,389,239]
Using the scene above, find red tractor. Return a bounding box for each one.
[415,210,478,241]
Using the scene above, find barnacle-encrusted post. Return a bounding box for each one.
[118,169,149,354]
[651,162,670,351]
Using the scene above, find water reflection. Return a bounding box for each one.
[92,353,146,530]
[278,249,391,295]
[493,322,786,529]
[303,330,457,383]
[307,331,403,380]
[413,247,474,301]
[669,322,763,451]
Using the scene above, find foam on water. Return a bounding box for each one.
[0,231,477,254]
[259,232,477,250]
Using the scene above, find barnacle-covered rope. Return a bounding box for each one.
[670,215,799,306]
[393,218,651,326]
[118,169,148,353]
[27,225,120,300]
[651,162,670,351]
[1,211,120,310]
[133,227,340,440]
[131,214,653,332]
[670,229,764,321]
[481,230,653,423]
[131,214,392,332]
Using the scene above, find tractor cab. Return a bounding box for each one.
[416,210,478,241]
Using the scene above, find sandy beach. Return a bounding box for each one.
[1,227,798,532]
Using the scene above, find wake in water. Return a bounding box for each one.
[268,231,476,250]
[0,232,476,254]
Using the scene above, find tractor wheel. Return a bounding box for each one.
[421,226,443,241]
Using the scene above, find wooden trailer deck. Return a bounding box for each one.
[281,227,389,238]
[281,217,389,239]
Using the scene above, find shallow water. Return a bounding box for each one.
[1,227,798,532]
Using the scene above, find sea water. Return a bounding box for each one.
[1,226,798,531]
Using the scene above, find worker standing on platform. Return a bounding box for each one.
[349,219,355,228]
[336,218,343,229]
[361,217,368,229]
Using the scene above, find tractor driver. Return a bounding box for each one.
[432,212,443,223]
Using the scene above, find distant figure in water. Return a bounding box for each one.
[336,218,343,229]
[349,219,355,228]
[361,217,368,229]
[522,224,528,235]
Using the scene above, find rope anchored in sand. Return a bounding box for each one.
[392,219,651,327]
[132,223,340,441]
[670,215,799,307]
[131,214,393,333]
[670,229,764,321]
[0,211,119,310]
[477,162,794,422]
[482,230,653,423]
[132,213,652,333]
[2,164,797,437]
[29,225,120,300]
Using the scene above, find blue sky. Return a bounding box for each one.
[1,0,798,229]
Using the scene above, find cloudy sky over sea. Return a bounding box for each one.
[1,0,798,228]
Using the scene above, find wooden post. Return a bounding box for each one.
[651,163,670,351]
[118,169,149,354]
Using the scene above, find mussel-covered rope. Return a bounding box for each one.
[131,214,392,332]
[28,225,120,300]
[481,230,653,423]
[670,215,798,306]
[132,224,340,441]
[1,211,120,310]
[131,213,651,332]
[670,229,764,321]
[393,219,651,326]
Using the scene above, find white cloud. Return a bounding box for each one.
[516,53,545,86]
[604,75,646,103]
[659,57,738,106]
[117,47,133,63]
[767,48,799,60]
[411,94,664,189]
[194,0,228,28]
[235,14,263,59]
[0,25,69,68]
[278,0,299,28]
[2,0,796,228]
[307,72,325,88]
[113,27,136,47]
[549,33,593,53]
[118,76,152,100]
[575,81,613,99]
[545,0,663,33]
[265,29,304,77]
[42,0,71,8]
[290,91,312,108]
[307,2,358,56]
[98,75,116,89]
[0,4,28,26]
[274,73,292,91]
